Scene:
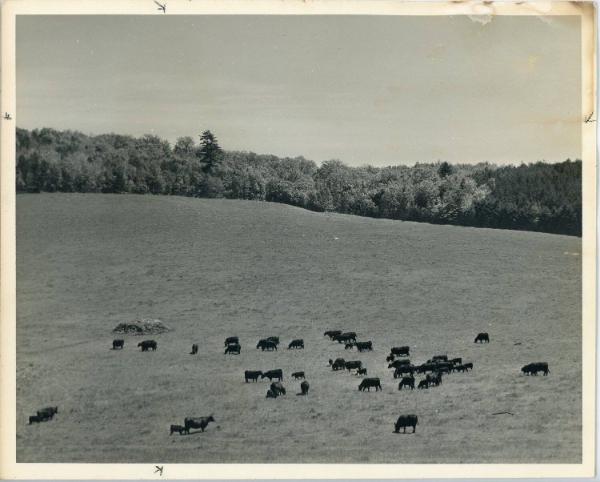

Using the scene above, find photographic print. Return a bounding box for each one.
[0,0,596,478]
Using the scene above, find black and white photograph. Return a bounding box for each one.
[0,0,596,478]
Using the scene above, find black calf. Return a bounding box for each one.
[170,424,188,435]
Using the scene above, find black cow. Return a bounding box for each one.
[394,365,415,377]
[270,381,286,396]
[261,369,283,381]
[391,346,410,357]
[256,339,277,351]
[334,332,357,343]
[474,332,490,343]
[292,371,305,380]
[37,406,58,421]
[434,362,453,374]
[417,379,429,389]
[344,342,355,350]
[224,336,239,346]
[430,355,448,362]
[356,367,367,376]
[345,360,362,372]
[454,364,469,373]
[300,380,310,395]
[190,344,198,355]
[449,357,462,366]
[388,359,411,369]
[416,363,437,374]
[170,424,188,435]
[270,381,286,395]
[288,339,304,349]
[138,340,157,351]
[394,415,418,434]
[266,336,280,346]
[112,339,124,350]
[453,362,473,372]
[324,330,342,340]
[244,370,262,382]
[333,334,354,344]
[224,343,241,355]
[266,388,278,398]
[355,341,373,352]
[398,376,415,390]
[184,415,215,433]
[426,372,442,386]
[28,415,42,424]
[358,378,382,391]
[332,358,346,371]
[521,362,549,376]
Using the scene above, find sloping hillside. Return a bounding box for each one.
[16,194,581,462]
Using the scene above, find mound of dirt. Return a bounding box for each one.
[112,319,170,335]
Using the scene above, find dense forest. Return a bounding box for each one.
[15,127,582,236]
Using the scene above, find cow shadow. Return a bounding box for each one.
[181,429,207,436]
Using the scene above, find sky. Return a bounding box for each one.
[16,15,581,166]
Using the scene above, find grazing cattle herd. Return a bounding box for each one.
[27,330,551,436]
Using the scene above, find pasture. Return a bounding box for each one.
[16,193,581,463]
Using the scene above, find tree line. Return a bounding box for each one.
[16,127,581,236]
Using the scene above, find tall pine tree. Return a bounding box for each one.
[198,130,223,174]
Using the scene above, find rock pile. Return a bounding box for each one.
[112,318,170,335]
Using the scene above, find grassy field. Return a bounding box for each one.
[16,193,582,463]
